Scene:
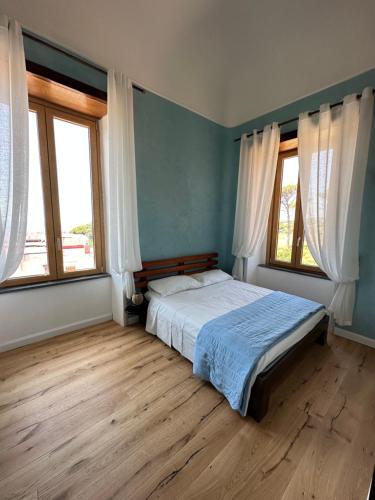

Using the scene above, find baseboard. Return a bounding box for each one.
[334,327,375,349]
[0,313,113,353]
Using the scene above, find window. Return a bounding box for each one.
[3,98,105,287]
[267,138,323,275]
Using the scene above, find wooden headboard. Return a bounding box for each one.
[134,252,218,290]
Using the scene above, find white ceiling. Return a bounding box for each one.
[1,0,374,127]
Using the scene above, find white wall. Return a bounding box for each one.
[0,277,112,351]
[0,119,115,354]
[255,266,335,308]
[244,238,335,308]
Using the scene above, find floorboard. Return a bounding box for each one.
[0,321,374,500]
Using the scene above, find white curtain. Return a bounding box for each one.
[298,88,374,326]
[0,15,29,283]
[106,70,142,299]
[232,123,280,280]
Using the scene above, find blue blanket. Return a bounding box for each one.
[193,291,324,415]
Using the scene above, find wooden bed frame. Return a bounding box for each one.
[134,252,219,289]
[134,252,328,422]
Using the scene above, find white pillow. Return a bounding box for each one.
[192,269,233,286]
[148,275,202,297]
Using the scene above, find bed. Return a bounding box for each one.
[134,252,328,421]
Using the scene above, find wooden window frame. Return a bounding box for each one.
[26,71,107,119]
[266,138,325,276]
[2,97,105,288]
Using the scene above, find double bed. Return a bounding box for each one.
[134,252,328,421]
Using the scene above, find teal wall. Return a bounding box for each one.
[23,35,375,338]
[133,91,227,262]
[225,69,375,339]
[23,31,107,91]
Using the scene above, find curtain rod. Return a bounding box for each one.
[22,30,145,94]
[233,89,375,143]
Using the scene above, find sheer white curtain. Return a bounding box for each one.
[298,88,374,326]
[106,70,142,300]
[0,15,29,283]
[232,123,280,280]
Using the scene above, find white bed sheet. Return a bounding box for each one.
[145,280,326,413]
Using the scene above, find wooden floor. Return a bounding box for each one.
[0,322,374,500]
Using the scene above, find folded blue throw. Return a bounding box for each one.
[193,291,324,416]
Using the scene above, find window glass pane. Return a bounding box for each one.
[301,236,318,267]
[11,111,49,278]
[275,156,299,262]
[53,117,95,272]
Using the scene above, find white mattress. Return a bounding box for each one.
[145,280,325,413]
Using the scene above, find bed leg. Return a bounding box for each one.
[315,330,327,345]
[315,321,328,345]
[248,378,270,422]
[314,315,329,346]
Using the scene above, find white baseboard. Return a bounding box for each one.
[0,313,113,353]
[334,327,375,349]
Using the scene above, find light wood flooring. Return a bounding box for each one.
[0,321,374,500]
